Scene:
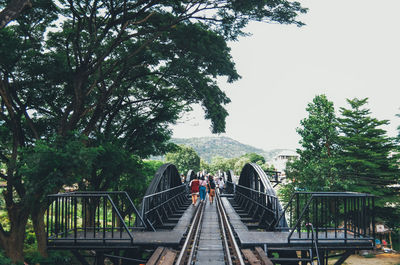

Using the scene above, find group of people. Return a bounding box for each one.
[189,173,225,205]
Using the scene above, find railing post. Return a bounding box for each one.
[103,196,106,244]
[46,197,50,241]
[344,197,347,244]
[372,196,375,245]
[55,197,59,238]
[74,196,77,245]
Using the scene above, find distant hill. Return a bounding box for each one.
[170,136,292,163]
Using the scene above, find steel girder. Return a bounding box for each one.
[185,169,197,183]
[237,163,288,227]
[141,163,187,230]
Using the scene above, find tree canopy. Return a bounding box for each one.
[286,95,342,191]
[285,95,400,227]
[0,0,307,261]
[165,145,200,175]
[336,98,399,225]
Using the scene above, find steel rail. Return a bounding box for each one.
[187,202,205,264]
[216,191,233,265]
[175,202,205,265]
[216,191,245,265]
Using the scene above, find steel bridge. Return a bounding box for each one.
[46,163,375,265]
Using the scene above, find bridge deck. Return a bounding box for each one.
[47,195,373,252]
[48,200,195,249]
[221,197,373,249]
[195,201,225,265]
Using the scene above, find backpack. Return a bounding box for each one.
[208,179,216,189]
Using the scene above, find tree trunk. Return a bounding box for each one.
[0,207,30,263]
[31,206,48,258]
[0,0,31,29]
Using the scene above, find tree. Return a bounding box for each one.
[336,98,399,226]
[241,153,265,164]
[285,95,342,192]
[234,157,252,175]
[165,145,200,174]
[209,155,237,174]
[200,158,210,173]
[0,0,306,261]
[0,0,31,29]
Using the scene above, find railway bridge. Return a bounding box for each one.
[46,163,375,265]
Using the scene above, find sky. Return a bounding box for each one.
[172,0,400,151]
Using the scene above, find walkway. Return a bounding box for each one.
[195,200,225,265]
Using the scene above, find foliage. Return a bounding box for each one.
[200,158,210,172]
[119,159,164,205]
[172,137,274,162]
[284,96,400,228]
[165,145,200,174]
[234,157,252,175]
[208,155,237,174]
[336,98,400,226]
[260,162,276,172]
[285,95,343,194]
[0,0,306,261]
[0,250,12,265]
[241,152,265,164]
[19,133,99,203]
[25,250,74,265]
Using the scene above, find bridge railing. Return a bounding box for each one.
[141,184,187,230]
[225,181,235,194]
[47,191,145,245]
[275,192,375,244]
[234,184,280,229]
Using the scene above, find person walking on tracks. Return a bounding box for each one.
[190,177,200,205]
[199,176,207,203]
[207,175,216,204]
[217,177,225,193]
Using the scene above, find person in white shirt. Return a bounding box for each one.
[218,177,225,193]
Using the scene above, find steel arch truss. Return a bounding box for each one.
[141,163,189,230]
[233,163,287,229]
[185,169,197,183]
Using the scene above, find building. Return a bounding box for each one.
[270,150,299,173]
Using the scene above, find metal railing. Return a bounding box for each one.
[306,223,321,265]
[234,184,280,229]
[141,184,188,230]
[275,192,375,244]
[225,181,235,194]
[46,191,145,245]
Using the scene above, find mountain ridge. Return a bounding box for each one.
[171,136,294,163]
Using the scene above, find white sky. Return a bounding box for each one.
[172,0,400,150]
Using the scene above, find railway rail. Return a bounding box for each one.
[148,191,271,265]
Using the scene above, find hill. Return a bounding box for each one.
[171,136,291,163]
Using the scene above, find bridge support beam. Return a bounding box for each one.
[71,250,90,265]
[95,251,104,265]
[334,250,354,265]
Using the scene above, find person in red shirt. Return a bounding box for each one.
[189,177,200,205]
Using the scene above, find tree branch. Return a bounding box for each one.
[0,0,31,29]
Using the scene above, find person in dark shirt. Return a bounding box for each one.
[207,175,216,204]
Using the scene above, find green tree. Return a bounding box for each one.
[209,155,237,174]
[0,0,31,29]
[200,158,210,173]
[118,159,164,205]
[336,98,399,226]
[241,153,265,164]
[165,145,200,174]
[285,95,342,192]
[234,157,251,175]
[0,0,306,261]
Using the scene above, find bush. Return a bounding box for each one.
[25,250,74,265]
[0,250,12,265]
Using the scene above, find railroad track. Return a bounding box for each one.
[147,192,272,265]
